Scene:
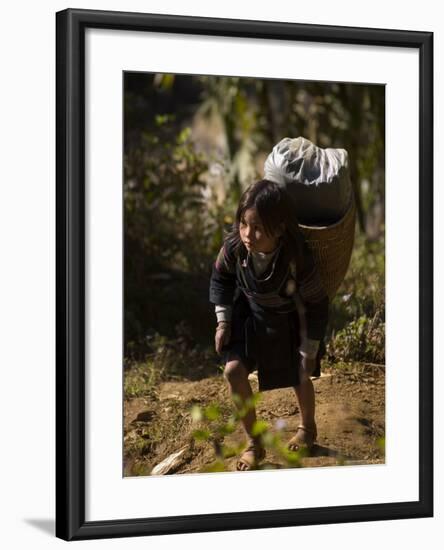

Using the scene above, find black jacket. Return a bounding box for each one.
[209,236,329,342]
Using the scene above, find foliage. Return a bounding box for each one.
[124,119,221,348]
[190,393,308,472]
[197,76,262,191]
[125,122,211,273]
[327,309,385,364]
[124,326,216,397]
[327,232,385,363]
[124,357,161,400]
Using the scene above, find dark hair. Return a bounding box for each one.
[226,179,306,268]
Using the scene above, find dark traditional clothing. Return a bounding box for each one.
[209,235,329,391]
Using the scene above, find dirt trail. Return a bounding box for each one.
[124,364,385,476]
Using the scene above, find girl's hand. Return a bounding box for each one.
[215,321,231,355]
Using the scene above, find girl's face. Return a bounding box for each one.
[239,207,282,254]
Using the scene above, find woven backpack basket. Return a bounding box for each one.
[298,196,356,300]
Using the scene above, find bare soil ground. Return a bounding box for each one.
[123,363,385,476]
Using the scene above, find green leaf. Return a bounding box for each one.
[192,429,211,442]
[201,460,226,473]
[217,421,236,436]
[221,446,238,459]
[204,404,221,421]
[245,392,262,409]
[251,420,269,437]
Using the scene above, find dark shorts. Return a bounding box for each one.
[222,292,322,391]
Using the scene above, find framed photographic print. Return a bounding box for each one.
[56,8,433,541]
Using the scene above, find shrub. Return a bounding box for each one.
[327,232,385,363]
[327,304,385,364]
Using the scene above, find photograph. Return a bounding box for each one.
[122,72,386,476]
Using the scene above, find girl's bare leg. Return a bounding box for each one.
[224,359,263,469]
[294,377,316,429]
[290,376,317,451]
[224,359,256,437]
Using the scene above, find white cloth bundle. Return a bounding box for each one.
[264,137,352,225]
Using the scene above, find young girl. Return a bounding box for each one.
[209,179,329,471]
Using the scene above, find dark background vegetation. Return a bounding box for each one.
[123,72,385,382]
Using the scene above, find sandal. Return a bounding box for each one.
[236,441,266,471]
[288,424,317,452]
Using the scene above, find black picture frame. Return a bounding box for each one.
[56,8,433,541]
